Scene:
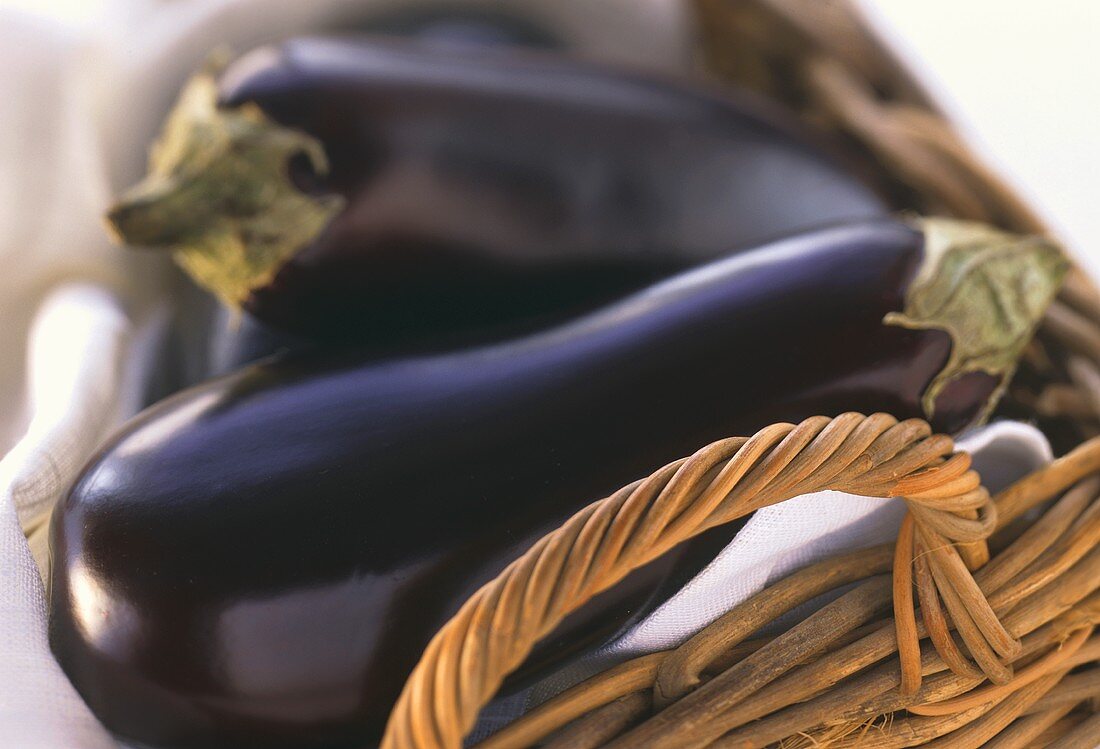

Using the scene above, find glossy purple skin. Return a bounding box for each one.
[358,8,561,49]
[215,36,887,346]
[49,221,997,749]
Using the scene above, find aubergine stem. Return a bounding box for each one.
[887,217,1070,421]
[105,66,344,307]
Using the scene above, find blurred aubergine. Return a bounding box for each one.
[50,218,1064,749]
[105,35,887,349]
[360,6,562,49]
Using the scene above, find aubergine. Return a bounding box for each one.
[105,35,887,348]
[49,219,1064,749]
[360,7,562,49]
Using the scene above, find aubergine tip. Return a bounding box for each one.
[895,216,1067,423]
[107,64,344,307]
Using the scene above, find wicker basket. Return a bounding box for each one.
[379,2,1100,747]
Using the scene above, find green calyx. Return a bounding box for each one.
[886,217,1068,423]
[104,60,345,307]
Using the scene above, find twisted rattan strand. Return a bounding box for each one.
[985,703,1080,749]
[1049,712,1100,749]
[538,692,650,749]
[1026,671,1100,717]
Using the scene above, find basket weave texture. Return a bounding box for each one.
[382,2,1100,746]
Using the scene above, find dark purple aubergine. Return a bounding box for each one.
[105,35,887,349]
[359,7,562,49]
[50,219,1063,749]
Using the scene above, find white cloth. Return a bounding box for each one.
[0,286,152,749]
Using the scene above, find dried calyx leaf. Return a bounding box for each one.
[886,217,1068,422]
[104,60,345,307]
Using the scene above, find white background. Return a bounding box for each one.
[864,1,1100,277]
[1,0,1098,274]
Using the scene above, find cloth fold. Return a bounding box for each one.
[0,285,147,749]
